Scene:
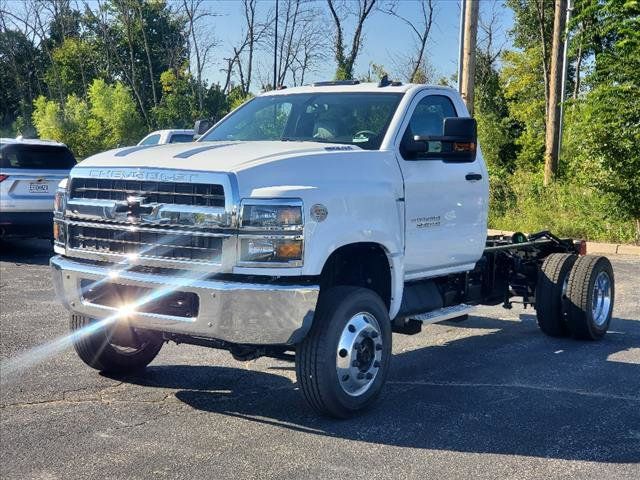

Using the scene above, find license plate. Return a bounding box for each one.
[29,183,49,193]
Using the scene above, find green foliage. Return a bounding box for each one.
[500,48,546,170]
[45,38,99,98]
[152,69,230,128]
[228,87,254,111]
[152,69,199,128]
[489,170,637,244]
[87,79,145,148]
[474,52,518,172]
[32,79,144,158]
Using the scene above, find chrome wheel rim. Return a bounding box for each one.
[336,312,383,397]
[592,271,612,327]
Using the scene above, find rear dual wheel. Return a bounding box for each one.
[565,255,614,340]
[536,254,614,340]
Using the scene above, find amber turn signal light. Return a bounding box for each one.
[276,241,302,259]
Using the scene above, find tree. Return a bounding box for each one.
[221,0,269,95]
[152,68,228,128]
[507,0,554,118]
[383,0,435,83]
[180,0,218,110]
[569,0,640,241]
[32,78,144,157]
[45,37,99,98]
[267,0,326,87]
[85,0,188,127]
[327,0,378,80]
[501,47,546,170]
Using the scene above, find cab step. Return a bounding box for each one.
[410,303,474,325]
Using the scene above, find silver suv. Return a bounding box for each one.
[0,138,75,239]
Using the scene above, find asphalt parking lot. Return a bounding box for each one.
[1,239,639,479]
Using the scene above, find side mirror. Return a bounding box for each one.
[193,119,213,140]
[409,117,477,162]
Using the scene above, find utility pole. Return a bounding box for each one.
[558,0,574,163]
[544,0,568,186]
[273,0,279,90]
[460,0,479,115]
[457,0,467,94]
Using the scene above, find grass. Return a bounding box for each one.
[488,171,638,244]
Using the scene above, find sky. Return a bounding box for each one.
[3,0,515,90]
[202,0,515,89]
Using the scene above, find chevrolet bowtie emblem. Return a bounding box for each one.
[113,195,154,221]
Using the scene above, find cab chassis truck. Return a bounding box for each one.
[50,80,614,418]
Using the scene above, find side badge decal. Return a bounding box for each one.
[310,204,328,222]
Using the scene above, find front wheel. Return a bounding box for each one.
[296,287,392,418]
[71,314,164,373]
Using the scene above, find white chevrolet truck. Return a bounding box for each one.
[50,80,615,418]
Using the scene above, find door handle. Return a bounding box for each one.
[465,173,482,181]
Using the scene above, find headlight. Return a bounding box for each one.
[53,178,68,214]
[241,203,302,229]
[238,199,303,266]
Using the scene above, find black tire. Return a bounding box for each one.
[565,255,614,340]
[535,253,577,337]
[296,287,392,418]
[71,314,163,373]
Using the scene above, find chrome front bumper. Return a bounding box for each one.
[50,256,319,345]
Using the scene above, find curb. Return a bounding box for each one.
[487,229,640,256]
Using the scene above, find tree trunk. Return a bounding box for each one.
[535,0,550,121]
[572,31,583,100]
[543,0,567,186]
[136,4,158,108]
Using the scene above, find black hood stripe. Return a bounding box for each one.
[114,145,158,157]
[174,143,239,159]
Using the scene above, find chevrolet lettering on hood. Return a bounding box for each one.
[88,168,200,183]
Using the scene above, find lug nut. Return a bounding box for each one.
[348,324,356,333]
[375,344,382,351]
[370,331,379,338]
[357,373,365,380]
[374,361,380,368]
[366,373,373,380]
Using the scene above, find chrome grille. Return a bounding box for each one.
[70,178,225,207]
[68,223,223,263]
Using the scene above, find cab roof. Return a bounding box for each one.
[260,82,457,97]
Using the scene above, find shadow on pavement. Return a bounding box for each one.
[115,314,640,463]
[0,239,52,266]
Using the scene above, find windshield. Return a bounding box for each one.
[201,92,403,150]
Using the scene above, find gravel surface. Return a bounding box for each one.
[1,239,639,479]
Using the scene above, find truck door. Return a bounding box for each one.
[396,92,488,280]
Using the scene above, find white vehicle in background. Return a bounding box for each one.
[137,129,194,146]
[0,138,75,239]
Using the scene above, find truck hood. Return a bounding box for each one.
[77,141,360,173]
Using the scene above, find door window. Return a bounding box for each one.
[400,95,457,160]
